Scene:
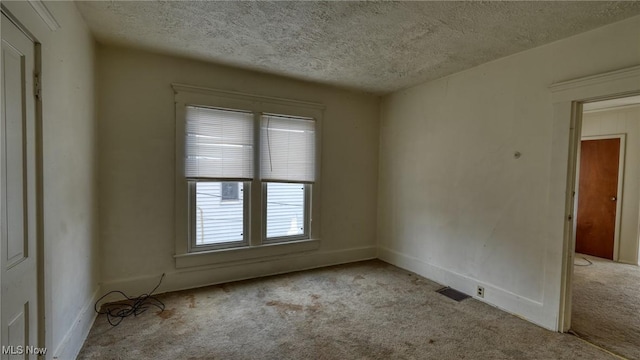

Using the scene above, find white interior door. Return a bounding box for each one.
[1,13,39,359]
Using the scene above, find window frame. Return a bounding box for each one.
[173,84,323,268]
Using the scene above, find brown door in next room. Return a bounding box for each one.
[576,138,620,260]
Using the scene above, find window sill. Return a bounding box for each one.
[174,239,320,269]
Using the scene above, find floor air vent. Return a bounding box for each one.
[436,287,470,302]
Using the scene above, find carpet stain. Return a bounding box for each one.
[98,335,117,347]
[502,349,525,358]
[403,340,418,354]
[374,301,393,309]
[156,308,175,320]
[219,284,231,293]
[422,301,433,308]
[353,274,365,281]
[306,302,323,313]
[266,300,303,312]
[187,294,196,308]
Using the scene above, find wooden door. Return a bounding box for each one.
[575,138,620,259]
[1,13,39,358]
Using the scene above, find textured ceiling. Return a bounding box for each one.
[76,1,640,94]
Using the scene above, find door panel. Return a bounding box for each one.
[7,304,26,352]
[1,13,38,359]
[2,38,27,268]
[575,138,620,259]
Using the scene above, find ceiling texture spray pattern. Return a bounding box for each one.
[76,1,640,94]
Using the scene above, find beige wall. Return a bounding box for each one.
[97,45,379,293]
[582,105,640,265]
[378,15,640,330]
[2,2,99,359]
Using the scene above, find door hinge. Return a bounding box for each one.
[34,73,41,100]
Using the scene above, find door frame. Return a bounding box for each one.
[550,64,640,332]
[577,134,626,262]
[0,5,45,352]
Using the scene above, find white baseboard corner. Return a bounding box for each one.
[52,287,100,360]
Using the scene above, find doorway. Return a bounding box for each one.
[1,10,43,357]
[552,64,640,358]
[570,95,640,359]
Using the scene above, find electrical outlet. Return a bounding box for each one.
[477,286,485,298]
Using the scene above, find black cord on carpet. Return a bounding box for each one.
[574,257,593,266]
[94,273,166,326]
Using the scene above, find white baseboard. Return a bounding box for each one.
[378,246,555,331]
[52,287,100,360]
[99,246,377,306]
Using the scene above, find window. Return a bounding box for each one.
[185,106,252,249]
[261,114,315,243]
[173,84,322,265]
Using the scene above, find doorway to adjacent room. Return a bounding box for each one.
[570,95,640,359]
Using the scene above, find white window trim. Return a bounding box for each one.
[172,84,324,269]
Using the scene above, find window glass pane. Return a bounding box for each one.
[266,182,305,238]
[195,182,244,245]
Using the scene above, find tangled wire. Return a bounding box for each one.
[94,273,166,326]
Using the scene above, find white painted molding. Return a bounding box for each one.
[27,0,60,31]
[52,287,100,360]
[549,65,640,102]
[550,65,640,94]
[100,246,376,306]
[583,102,640,114]
[174,239,321,268]
[378,247,555,331]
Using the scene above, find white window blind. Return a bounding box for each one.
[260,115,316,183]
[185,106,254,179]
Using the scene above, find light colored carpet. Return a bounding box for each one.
[572,254,640,360]
[79,260,615,360]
